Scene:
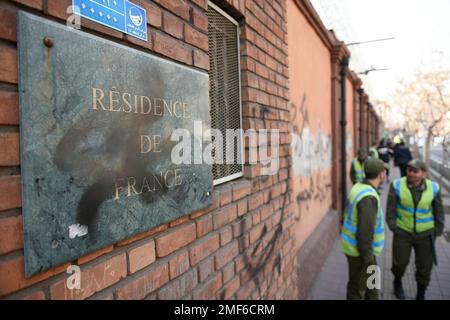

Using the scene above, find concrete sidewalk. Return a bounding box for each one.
[307,166,450,300]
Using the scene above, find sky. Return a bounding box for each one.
[310,0,450,101]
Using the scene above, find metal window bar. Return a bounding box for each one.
[207,2,244,185]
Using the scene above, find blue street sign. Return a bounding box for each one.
[72,0,147,41]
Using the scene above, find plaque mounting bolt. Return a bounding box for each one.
[51,239,60,249]
[43,37,54,48]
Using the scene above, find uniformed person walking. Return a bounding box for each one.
[350,148,368,184]
[386,159,445,300]
[341,158,387,300]
[369,142,379,159]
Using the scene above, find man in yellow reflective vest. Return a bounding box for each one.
[369,142,379,159]
[386,159,445,300]
[341,158,388,300]
[350,148,368,184]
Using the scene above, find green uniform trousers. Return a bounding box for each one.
[391,231,434,286]
[346,255,379,300]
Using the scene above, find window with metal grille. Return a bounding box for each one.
[207,2,243,185]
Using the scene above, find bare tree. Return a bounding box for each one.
[376,71,450,165]
[413,71,450,165]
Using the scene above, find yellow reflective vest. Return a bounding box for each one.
[393,177,439,233]
[341,183,385,257]
[352,158,365,183]
[369,147,379,159]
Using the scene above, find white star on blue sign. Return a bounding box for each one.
[72,0,147,41]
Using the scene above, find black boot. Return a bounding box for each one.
[416,283,427,300]
[394,278,405,300]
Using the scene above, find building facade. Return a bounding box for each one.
[0,0,379,299]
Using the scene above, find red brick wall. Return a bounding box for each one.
[350,74,362,152]
[366,104,379,147]
[361,93,369,149]
[0,0,297,299]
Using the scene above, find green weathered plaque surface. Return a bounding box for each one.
[18,12,212,277]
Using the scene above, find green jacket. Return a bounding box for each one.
[386,178,445,238]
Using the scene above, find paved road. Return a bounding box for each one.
[307,165,450,300]
[430,146,449,167]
